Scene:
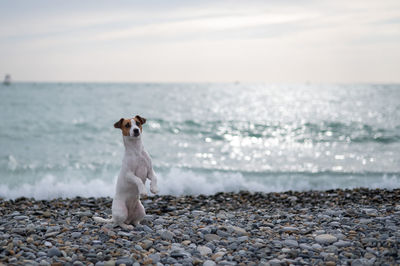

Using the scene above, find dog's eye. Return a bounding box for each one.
[125,123,131,128]
[136,121,140,126]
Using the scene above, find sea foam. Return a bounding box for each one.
[1,168,400,200]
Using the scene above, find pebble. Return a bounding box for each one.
[197,245,212,256]
[229,226,248,236]
[71,232,82,238]
[104,261,116,266]
[283,239,298,247]
[315,234,338,245]
[14,215,29,220]
[333,240,351,247]
[0,188,398,265]
[312,243,323,251]
[203,260,217,266]
[115,257,134,266]
[159,229,175,241]
[47,247,61,257]
[282,226,298,233]
[141,240,153,250]
[148,253,160,263]
[204,234,221,242]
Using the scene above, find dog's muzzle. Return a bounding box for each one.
[133,128,140,137]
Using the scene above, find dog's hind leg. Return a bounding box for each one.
[130,200,146,226]
[111,199,133,230]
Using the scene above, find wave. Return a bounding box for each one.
[148,119,400,144]
[0,168,399,200]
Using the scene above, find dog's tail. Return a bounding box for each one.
[93,216,113,223]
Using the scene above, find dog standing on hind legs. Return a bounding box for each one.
[93,115,159,230]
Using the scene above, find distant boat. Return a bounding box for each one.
[3,74,11,85]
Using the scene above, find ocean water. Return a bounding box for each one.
[0,82,399,199]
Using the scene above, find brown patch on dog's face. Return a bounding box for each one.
[114,115,146,137]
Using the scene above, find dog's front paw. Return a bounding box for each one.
[140,190,148,197]
[150,183,159,194]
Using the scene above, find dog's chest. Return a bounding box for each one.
[125,153,148,178]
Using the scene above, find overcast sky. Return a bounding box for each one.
[0,0,399,83]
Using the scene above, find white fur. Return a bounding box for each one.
[129,119,140,137]
[93,128,158,229]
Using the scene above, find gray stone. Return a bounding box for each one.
[170,249,191,258]
[71,232,82,239]
[216,230,230,237]
[47,247,61,257]
[134,244,143,251]
[204,234,221,242]
[351,258,374,266]
[14,215,29,220]
[315,234,337,245]
[117,231,133,237]
[203,260,216,266]
[333,240,351,247]
[46,226,60,233]
[141,239,153,250]
[39,260,50,266]
[268,259,284,266]
[192,210,205,217]
[197,245,212,256]
[37,251,47,257]
[104,261,116,266]
[115,257,134,266]
[160,230,175,241]
[329,221,341,227]
[282,226,298,233]
[44,231,59,237]
[311,243,323,250]
[74,211,92,217]
[299,243,313,250]
[229,226,248,236]
[24,251,36,259]
[283,239,298,247]
[237,236,248,242]
[142,225,153,233]
[148,253,160,263]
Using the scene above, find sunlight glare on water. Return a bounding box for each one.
[0,82,399,198]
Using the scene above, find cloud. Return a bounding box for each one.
[0,0,399,82]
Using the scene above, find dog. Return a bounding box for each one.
[93,115,158,230]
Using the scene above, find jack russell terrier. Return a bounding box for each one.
[93,115,158,230]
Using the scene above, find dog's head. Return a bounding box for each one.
[114,115,146,138]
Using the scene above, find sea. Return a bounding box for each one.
[1,82,399,199]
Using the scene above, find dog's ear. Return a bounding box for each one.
[135,115,146,125]
[114,118,124,129]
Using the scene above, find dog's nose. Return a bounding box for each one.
[133,128,139,135]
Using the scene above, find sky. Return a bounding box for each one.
[0,0,399,83]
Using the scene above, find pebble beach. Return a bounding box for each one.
[1,188,400,266]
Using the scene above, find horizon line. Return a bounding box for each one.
[3,80,400,85]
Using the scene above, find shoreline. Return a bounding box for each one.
[0,188,399,265]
